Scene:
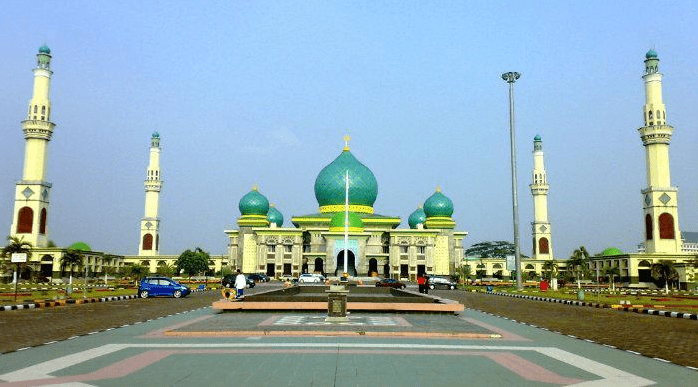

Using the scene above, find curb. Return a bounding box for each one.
[0,295,139,311]
[490,292,698,320]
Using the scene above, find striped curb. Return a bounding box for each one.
[489,292,698,320]
[0,295,138,311]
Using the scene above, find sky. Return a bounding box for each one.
[1,1,697,258]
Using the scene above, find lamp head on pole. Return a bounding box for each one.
[501,72,520,83]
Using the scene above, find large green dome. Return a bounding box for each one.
[408,206,427,229]
[602,247,623,256]
[239,187,269,216]
[423,188,454,217]
[314,148,378,212]
[68,241,91,251]
[267,204,284,226]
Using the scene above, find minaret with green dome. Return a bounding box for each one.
[638,49,682,254]
[139,132,162,256]
[423,187,455,229]
[238,185,271,227]
[10,45,57,248]
[529,135,553,260]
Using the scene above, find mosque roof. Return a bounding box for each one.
[239,186,269,216]
[39,44,51,54]
[601,247,623,256]
[314,146,378,210]
[408,206,426,229]
[68,241,91,251]
[267,204,284,226]
[423,187,454,218]
[645,49,658,59]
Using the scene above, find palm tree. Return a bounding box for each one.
[125,264,148,283]
[603,266,620,291]
[60,249,84,285]
[1,236,33,282]
[541,260,558,281]
[651,260,678,293]
[568,246,590,289]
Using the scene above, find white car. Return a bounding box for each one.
[298,273,325,283]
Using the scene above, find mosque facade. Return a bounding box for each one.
[224,139,467,280]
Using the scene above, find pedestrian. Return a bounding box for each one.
[234,269,246,299]
[424,275,429,294]
[417,273,426,293]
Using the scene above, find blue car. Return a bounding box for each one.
[138,277,191,298]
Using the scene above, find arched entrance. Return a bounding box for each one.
[40,254,53,279]
[383,263,390,278]
[335,250,356,276]
[368,258,378,276]
[314,258,324,275]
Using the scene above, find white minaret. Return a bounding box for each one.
[10,45,56,248]
[529,135,553,260]
[639,50,682,254]
[138,132,162,256]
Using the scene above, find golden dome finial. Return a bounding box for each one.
[252,184,259,191]
[436,185,441,192]
[343,134,351,151]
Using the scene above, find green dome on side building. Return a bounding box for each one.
[408,206,427,229]
[329,211,364,232]
[68,241,91,251]
[423,187,454,218]
[267,204,284,226]
[601,247,623,256]
[314,146,378,212]
[239,186,269,216]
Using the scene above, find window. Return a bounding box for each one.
[284,245,292,253]
[538,238,549,254]
[39,209,47,234]
[17,207,33,233]
[645,214,653,240]
[142,233,153,250]
[659,213,675,239]
[417,246,425,254]
[268,245,276,253]
[400,245,408,254]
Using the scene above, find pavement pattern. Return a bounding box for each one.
[0,284,696,386]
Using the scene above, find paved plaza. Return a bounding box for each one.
[0,286,696,386]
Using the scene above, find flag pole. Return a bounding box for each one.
[344,169,349,277]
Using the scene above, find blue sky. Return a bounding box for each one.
[1,1,697,258]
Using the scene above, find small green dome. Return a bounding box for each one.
[38,44,51,54]
[267,204,284,226]
[152,132,160,138]
[408,206,427,229]
[314,149,378,210]
[239,186,269,216]
[534,134,541,142]
[329,211,363,231]
[68,242,91,251]
[645,49,658,59]
[423,187,454,218]
[602,247,623,256]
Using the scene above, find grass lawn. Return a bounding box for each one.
[467,285,698,313]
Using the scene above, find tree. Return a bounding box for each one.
[651,260,678,293]
[124,264,148,282]
[1,236,33,282]
[465,241,514,258]
[156,262,175,277]
[541,260,559,281]
[60,250,84,285]
[603,266,620,291]
[175,247,210,278]
[567,246,591,289]
[455,264,472,283]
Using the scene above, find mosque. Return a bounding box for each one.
[2,45,697,289]
[224,137,467,280]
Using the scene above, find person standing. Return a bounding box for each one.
[234,269,246,299]
[417,274,426,293]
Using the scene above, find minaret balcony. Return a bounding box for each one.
[21,120,55,140]
[144,181,162,191]
[639,124,673,146]
[529,184,549,194]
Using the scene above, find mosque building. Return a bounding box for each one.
[224,137,467,280]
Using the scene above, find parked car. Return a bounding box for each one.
[138,277,191,298]
[298,273,325,283]
[375,278,406,289]
[221,274,255,289]
[247,273,269,283]
[428,276,457,290]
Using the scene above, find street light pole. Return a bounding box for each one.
[502,71,523,291]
